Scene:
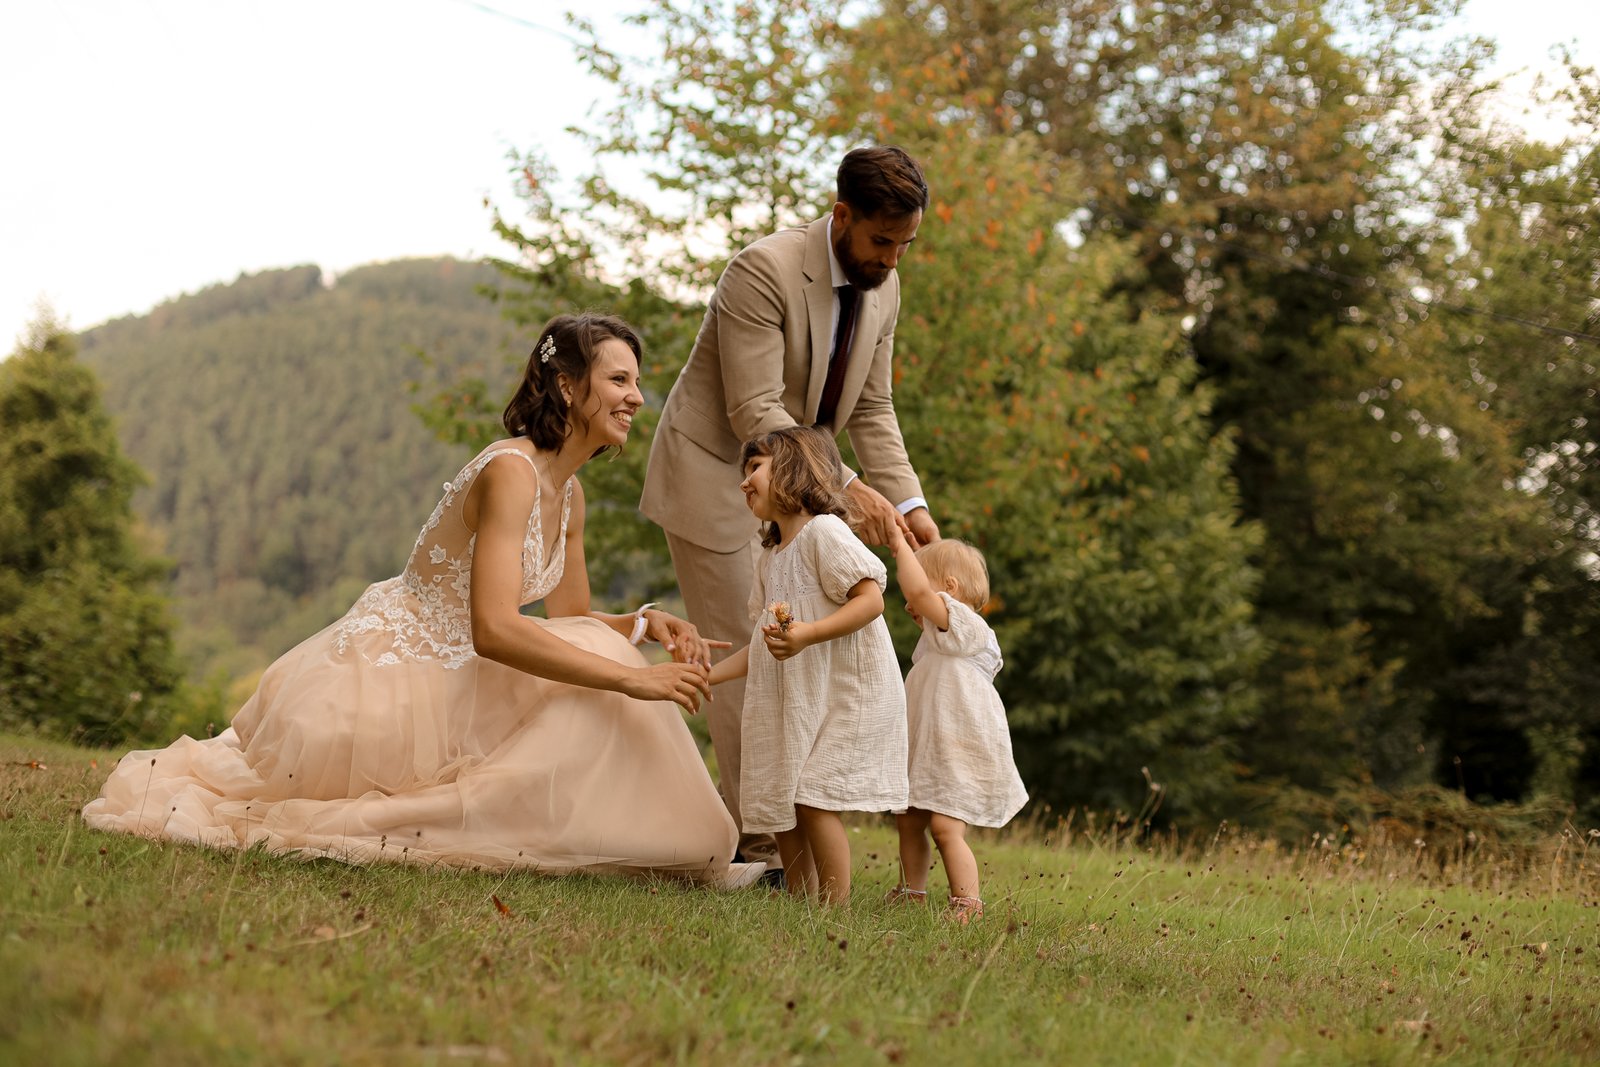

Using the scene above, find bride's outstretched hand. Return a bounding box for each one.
[645,611,730,670]
[625,661,714,714]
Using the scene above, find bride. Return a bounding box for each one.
[84,312,759,886]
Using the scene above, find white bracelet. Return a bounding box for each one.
[629,602,659,646]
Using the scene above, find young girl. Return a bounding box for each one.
[887,527,1027,923]
[709,426,908,904]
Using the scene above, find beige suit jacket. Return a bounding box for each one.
[641,216,924,552]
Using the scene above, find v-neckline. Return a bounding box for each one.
[528,467,571,579]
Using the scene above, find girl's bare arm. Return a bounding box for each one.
[889,526,949,630]
[762,579,884,661]
[708,644,751,686]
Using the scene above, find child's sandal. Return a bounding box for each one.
[885,885,928,905]
[947,895,985,924]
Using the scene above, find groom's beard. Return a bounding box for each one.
[833,232,892,291]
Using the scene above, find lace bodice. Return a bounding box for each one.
[332,447,573,668]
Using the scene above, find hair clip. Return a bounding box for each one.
[539,335,557,364]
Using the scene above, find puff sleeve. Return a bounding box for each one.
[808,515,887,605]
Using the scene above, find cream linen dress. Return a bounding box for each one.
[904,592,1028,827]
[83,445,737,880]
[739,514,908,835]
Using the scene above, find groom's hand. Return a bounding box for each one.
[904,507,939,548]
[846,479,912,547]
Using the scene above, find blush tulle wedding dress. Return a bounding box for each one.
[84,446,745,884]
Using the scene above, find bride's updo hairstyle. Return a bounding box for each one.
[503,312,643,455]
[738,426,858,547]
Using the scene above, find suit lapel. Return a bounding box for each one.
[802,217,833,421]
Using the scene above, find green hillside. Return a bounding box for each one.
[78,258,519,681]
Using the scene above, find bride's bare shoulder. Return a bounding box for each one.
[473,437,535,461]
[465,440,538,494]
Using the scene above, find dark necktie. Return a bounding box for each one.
[816,284,858,427]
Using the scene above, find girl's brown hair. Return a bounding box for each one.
[739,426,856,547]
[502,312,643,457]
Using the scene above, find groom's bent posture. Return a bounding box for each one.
[641,145,940,869]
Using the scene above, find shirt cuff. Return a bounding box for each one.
[842,468,859,489]
[896,497,928,516]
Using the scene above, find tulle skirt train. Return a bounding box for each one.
[83,613,737,881]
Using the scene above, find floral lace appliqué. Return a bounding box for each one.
[332,448,572,669]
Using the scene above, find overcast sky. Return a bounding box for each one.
[1,0,1590,351]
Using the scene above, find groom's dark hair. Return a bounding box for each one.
[837,145,929,220]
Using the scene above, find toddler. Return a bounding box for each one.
[887,527,1027,922]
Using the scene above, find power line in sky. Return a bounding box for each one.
[451,0,583,46]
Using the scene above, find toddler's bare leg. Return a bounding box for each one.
[895,809,934,892]
[776,827,816,898]
[796,805,851,904]
[929,812,979,900]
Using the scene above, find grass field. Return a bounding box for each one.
[4,732,1599,1065]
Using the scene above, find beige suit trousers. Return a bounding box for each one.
[665,528,778,866]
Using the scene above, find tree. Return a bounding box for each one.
[1420,58,1600,815]
[882,136,1263,819]
[0,314,185,744]
[844,0,1572,816]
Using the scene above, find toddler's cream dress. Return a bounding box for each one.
[904,592,1027,827]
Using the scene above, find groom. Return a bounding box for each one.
[641,144,940,871]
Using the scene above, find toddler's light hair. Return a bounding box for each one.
[915,538,989,610]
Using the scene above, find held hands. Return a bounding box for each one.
[626,660,714,714]
[846,480,940,549]
[885,509,939,566]
[904,506,940,548]
[641,609,729,670]
[627,608,728,712]
[887,522,911,555]
[846,480,911,547]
